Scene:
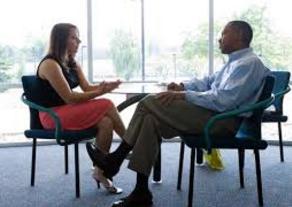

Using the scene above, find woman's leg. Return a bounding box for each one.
[95,116,114,153]
[92,116,123,194]
[105,105,126,138]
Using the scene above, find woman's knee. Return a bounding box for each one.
[97,116,113,129]
[106,101,119,115]
[104,98,114,106]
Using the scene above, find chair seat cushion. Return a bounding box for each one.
[181,135,268,150]
[262,111,288,122]
[24,127,97,144]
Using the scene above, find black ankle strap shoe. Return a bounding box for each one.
[86,142,120,178]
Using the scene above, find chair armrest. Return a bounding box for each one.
[203,95,275,153]
[21,93,64,145]
[274,85,290,98]
[117,94,148,112]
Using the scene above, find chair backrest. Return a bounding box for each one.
[236,75,275,139]
[21,75,44,130]
[271,71,290,113]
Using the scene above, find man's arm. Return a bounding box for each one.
[184,61,269,112]
[182,72,218,92]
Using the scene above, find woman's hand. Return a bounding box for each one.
[99,80,122,94]
[155,91,185,106]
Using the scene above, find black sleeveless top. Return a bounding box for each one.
[36,55,79,107]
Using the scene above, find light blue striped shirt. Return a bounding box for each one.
[183,48,270,113]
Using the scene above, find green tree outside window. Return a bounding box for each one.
[109,29,139,81]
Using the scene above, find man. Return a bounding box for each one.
[86,20,270,207]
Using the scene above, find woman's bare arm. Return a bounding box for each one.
[38,59,104,104]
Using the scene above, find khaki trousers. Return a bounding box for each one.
[123,95,241,176]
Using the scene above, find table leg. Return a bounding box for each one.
[152,141,162,184]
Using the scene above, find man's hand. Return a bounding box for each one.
[155,91,185,106]
[167,82,184,91]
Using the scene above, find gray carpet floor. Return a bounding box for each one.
[0,142,292,207]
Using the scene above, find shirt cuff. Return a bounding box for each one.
[184,90,195,104]
[182,81,192,90]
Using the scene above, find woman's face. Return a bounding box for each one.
[66,28,81,57]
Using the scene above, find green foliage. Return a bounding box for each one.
[0,36,46,84]
[181,24,207,60]
[234,5,292,70]
[0,45,14,82]
[182,23,223,60]
[109,30,139,81]
[180,23,223,75]
[180,4,292,73]
[23,37,46,62]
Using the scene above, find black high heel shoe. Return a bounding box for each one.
[86,143,120,178]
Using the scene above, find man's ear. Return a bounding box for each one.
[238,31,246,45]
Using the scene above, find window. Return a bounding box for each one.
[214,0,292,72]
[144,0,208,82]
[0,0,291,143]
[91,0,141,82]
[0,0,86,142]
[0,0,86,84]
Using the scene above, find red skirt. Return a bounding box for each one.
[39,98,113,130]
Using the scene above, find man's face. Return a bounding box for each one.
[218,25,241,54]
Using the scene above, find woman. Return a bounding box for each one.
[37,23,125,194]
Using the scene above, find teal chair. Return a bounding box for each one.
[21,75,97,198]
[262,71,290,162]
[176,75,275,207]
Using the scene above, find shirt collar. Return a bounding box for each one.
[228,47,252,62]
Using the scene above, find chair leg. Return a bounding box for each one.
[278,122,284,162]
[196,148,203,164]
[74,143,80,198]
[64,145,69,174]
[188,148,196,207]
[31,138,37,186]
[238,149,245,188]
[254,149,264,206]
[177,141,185,190]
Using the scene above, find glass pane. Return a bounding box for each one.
[0,0,86,143]
[0,0,86,85]
[214,0,292,73]
[92,0,141,82]
[145,0,208,82]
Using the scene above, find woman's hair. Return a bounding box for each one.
[48,23,78,68]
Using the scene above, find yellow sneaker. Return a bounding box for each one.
[203,149,224,170]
